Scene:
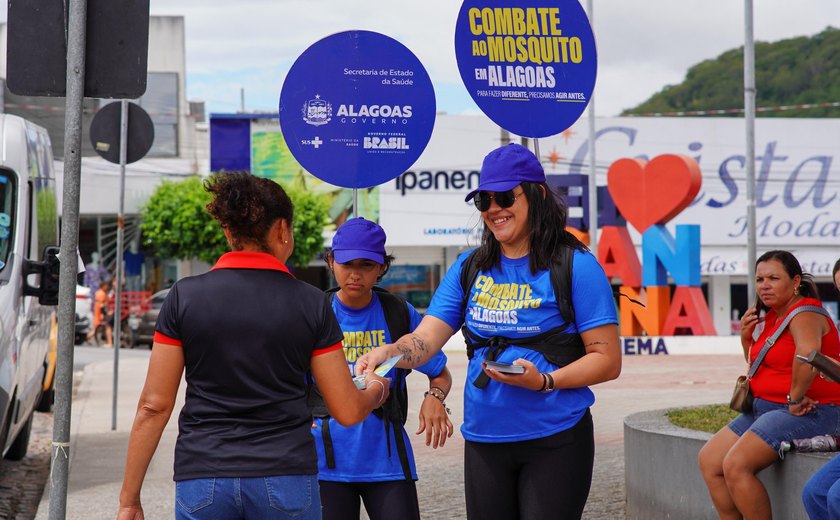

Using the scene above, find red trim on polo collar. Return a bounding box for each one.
[211,251,293,276]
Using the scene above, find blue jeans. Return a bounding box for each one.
[728,398,840,453]
[804,455,840,520]
[175,474,321,519]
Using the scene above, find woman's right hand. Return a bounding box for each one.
[364,372,390,409]
[740,305,763,342]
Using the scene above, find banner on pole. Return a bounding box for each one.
[454,1,597,138]
[279,30,436,188]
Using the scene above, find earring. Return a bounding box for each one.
[794,286,799,295]
[283,240,289,244]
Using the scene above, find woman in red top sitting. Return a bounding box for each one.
[698,250,840,520]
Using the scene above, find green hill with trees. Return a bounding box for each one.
[623,26,840,117]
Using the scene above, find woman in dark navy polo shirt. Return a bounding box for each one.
[117,172,390,520]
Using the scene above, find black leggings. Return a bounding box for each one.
[319,480,421,520]
[464,409,594,520]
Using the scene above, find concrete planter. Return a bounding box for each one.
[624,408,837,519]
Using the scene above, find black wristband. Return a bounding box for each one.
[538,373,548,392]
[543,372,555,393]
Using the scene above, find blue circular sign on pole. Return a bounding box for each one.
[279,31,436,189]
[455,0,597,138]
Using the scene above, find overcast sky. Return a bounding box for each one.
[6,1,840,117]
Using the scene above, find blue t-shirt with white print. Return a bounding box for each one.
[312,291,448,482]
[426,249,617,443]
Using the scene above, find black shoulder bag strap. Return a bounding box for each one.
[749,305,830,378]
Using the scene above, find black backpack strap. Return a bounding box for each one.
[550,246,575,326]
[370,287,414,481]
[459,250,480,317]
[306,290,341,469]
[376,369,412,480]
[373,287,411,344]
[320,419,336,469]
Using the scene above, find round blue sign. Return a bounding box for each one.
[279,31,436,189]
[455,0,597,138]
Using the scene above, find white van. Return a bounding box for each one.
[0,114,60,460]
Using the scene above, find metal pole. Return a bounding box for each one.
[352,189,358,219]
[112,100,128,430]
[533,138,541,166]
[50,0,87,517]
[500,127,510,146]
[744,0,757,299]
[586,0,598,251]
[240,87,245,113]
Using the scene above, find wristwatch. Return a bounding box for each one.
[786,394,803,406]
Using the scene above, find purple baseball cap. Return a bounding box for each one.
[331,218,387,264]
[465,143,546,202]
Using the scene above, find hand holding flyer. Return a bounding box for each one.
[352,354,403,389]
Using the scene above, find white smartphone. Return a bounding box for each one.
[484,360,525,374]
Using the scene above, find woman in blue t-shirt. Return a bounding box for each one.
[356,144,621,520]
[314,217,453,520]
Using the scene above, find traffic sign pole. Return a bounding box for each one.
[49,0,87,518]
[111,99,129,430]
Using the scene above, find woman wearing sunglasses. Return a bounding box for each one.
[356,143,621,519]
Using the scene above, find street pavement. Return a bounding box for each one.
[35,347,746,519]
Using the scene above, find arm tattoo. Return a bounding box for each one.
[396,334,427,366]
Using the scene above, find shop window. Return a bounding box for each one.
[379,265,440,312]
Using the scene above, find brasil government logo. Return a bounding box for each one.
[302,95,332,126]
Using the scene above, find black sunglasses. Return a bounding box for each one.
[472,189,522,212]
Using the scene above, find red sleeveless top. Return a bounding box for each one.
[750,298,840,405]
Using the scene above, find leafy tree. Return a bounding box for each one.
[286,188,330,269]
[141,177,226,264]
[624,26,840,117]
[141,175,330,268]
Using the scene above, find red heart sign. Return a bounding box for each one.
[606,154,702,234]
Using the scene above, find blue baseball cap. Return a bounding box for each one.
[331,218,387,264]
[465,143,546,202]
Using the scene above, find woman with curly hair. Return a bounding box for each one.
[118,172,390,520]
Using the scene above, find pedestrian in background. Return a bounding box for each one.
[313,217,453,520]
[117,172,389,520]
[356,143,621,519]
[87,277,114,346]
[699,250,840,520]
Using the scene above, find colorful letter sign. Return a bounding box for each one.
[279,30,436,188]
[597,154,716,336]
[454,0,597,138]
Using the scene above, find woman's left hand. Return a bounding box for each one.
[417,395,454,448]
[483,359,543,390]
[789,395,818,416]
